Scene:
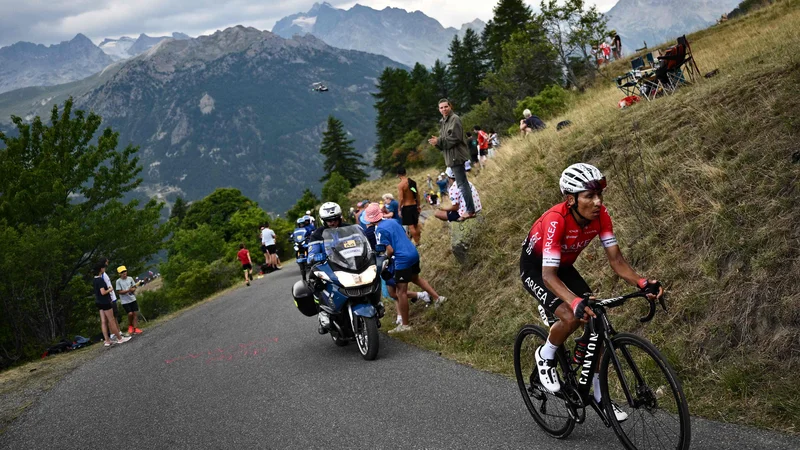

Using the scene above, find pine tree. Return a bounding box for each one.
[481,0,534,71]
[407,63,437,131]
[170,196,188,226]
[430,59,451,99]
[448,28,488,111]
[319,115,368,187]
[372,67,412,152]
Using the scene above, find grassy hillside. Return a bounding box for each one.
[351,0,800,432]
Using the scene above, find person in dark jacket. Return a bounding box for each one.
[427,98,476,220]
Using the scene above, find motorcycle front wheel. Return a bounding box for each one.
[356,316,379,360]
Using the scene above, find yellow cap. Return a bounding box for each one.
[117,266,127,274]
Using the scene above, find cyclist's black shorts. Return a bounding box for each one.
[520,258,591,315]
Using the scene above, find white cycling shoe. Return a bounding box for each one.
[535,346,561,393]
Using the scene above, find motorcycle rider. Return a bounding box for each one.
[307,202,349,334]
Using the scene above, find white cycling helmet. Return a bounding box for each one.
[319,202,342,221]
[559,163,607,195]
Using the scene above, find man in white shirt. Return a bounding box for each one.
[261,223,281,269]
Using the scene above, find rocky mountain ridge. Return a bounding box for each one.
[0,34,113,94]
[99,32,190,61]
[0,26,401,213]
[272,2,485,67]
[606,0,741,51]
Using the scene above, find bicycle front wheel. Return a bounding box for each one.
[513,324,575,439]
[601,333,691,450]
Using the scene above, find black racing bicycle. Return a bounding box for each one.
[513,291,691,449]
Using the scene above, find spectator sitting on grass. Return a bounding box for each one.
[434,167,482,222]
[520,109,546,135]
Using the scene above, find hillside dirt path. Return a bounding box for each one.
[1,265,798,448]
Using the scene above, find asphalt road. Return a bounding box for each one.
[2,265,798,449]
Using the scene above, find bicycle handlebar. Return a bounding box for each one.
[586,290,667,323]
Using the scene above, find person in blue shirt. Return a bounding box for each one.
[364,203,446,333]
[381,193,402,225]
[436,173,448,197]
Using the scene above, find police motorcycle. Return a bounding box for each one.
[291,218,310,281]
[291,223,384,360]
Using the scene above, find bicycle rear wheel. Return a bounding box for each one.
[601,333,691,450]
[513,324,575,439]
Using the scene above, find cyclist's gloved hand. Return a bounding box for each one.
[638,278,663,299]
[570,295,596,322]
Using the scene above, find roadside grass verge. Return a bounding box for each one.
[354,0,800,433]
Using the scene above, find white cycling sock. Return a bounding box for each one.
[593,374,602,403]
[541,339,559,360]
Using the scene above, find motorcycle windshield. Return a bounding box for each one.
[292,229,307,243]
[322,225,372,271]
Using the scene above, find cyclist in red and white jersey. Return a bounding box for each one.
[520,163,664,419]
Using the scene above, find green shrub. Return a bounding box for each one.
[514,85,571,120]
[137,289,173,320]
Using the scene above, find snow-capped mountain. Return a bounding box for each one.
[272,2,485,67]
[606,0,741,52]
[99,32,190,61]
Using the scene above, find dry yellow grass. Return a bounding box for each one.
[354,0,800,432]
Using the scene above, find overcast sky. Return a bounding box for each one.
[0,0,619,48]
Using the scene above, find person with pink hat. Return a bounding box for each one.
[364,203,446,333]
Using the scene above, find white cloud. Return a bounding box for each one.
[0,0,619,47]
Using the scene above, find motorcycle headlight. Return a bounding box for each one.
[293,244,299,251]
[313,270,331,282]
[334,265,377,287]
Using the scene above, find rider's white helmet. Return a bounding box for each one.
[319,202,342,221]
[559,163,607,195]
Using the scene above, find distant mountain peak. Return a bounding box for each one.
[272,3,484,67]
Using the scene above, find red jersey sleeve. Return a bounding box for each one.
[542,212,565,267]
[599,206,618,248]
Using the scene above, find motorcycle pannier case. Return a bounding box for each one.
[292,280,318,317]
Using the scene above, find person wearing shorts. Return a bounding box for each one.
[519,163,663,421]
[366,203,445,333]
[93,260,130,347]
[116,265,143,335]
[261,223,280,269]
[381,256,432,324]
[237,243,253,286]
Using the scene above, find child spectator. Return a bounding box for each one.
[115,266,142,335]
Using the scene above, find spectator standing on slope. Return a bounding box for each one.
[466,132,480,175]
[436,173,448,198]
[488,129,499,157]
[100,257,125,341]
[115,266,143,335]
[428,98,476,220]
[474,125,489,171]
[397,167,421,245]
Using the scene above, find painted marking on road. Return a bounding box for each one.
[165,337,279,365]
